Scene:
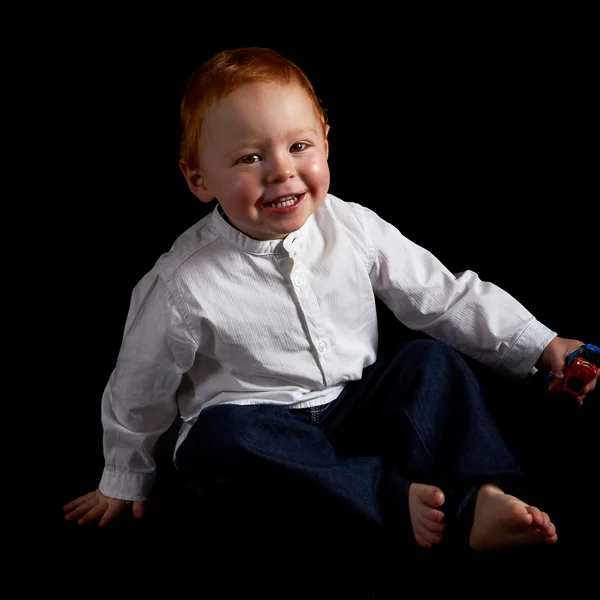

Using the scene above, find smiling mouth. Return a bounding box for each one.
[263,193,305,209]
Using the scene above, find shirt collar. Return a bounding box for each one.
[210,203,311,256]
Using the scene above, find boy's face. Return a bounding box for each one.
[182,82,330,240]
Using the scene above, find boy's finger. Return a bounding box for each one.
[98,501,126,527]
[580,378,596,398]
[132,501,146,519]
[63,492,95,511]
[77,502,108,525]
[65,498,97,522]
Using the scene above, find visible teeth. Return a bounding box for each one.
[268,195,298,208]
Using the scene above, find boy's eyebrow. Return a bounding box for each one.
[228,128,320,154]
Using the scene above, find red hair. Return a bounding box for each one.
[179,47,328,169]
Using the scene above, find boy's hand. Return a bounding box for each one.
[63,488,146,527]
[539,337,598,407]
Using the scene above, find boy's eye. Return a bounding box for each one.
[239,154,261,164]
[290,142,307,152]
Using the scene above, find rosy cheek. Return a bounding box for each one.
[307,157,330,179]
[232,173,260,195]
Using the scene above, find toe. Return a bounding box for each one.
[424,519,445,534]
[421,484,444,507]
[415,533,433,549]
[526,505,543,526]
[420,528,443,546]
[426,508,445,523]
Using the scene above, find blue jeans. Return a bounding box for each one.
[175,339,525,539]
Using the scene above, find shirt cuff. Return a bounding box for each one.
[500,320,557,377]
[99,466,155,501]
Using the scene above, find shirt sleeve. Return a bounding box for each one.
[99,269,199,501]
[355,204,556,377]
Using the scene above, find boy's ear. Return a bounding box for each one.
[324,125,330,159]
[179,160,214,203]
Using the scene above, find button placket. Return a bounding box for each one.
[286,253,333,381]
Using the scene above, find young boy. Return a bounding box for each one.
[63,47,596,551]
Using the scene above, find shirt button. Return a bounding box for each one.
[294,275,305,288]
[317,341,327,353]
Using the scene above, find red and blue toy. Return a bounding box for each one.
[546,343,600,399]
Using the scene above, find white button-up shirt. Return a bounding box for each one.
[99,193,556,500]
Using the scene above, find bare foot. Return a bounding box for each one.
[469,483,558,550]
[408,483,446,548]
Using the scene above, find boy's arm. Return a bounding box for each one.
[360,206,555,377]
[98,270,199,501]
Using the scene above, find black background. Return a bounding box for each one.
[33,14,597,574]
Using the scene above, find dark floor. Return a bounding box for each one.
[51,374,596,596]
[50,308,597,596]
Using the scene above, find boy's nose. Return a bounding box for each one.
[266,154,295,183]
